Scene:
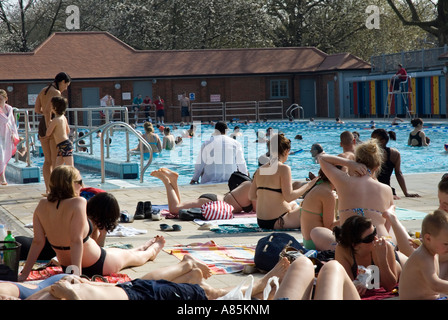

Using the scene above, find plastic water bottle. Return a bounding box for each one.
[4,230,15,267]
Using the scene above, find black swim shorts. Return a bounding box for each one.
[116,279,208,300]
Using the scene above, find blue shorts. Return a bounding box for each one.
[156,109,165,117]
[116,279,207,300]
[181,106,190,117]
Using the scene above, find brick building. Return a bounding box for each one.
[0,31,371,122]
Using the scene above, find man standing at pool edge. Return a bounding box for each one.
[190,121,248,184]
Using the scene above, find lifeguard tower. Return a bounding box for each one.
[384,74,415,120]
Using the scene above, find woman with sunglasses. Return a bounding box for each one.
[19,165,165,281]
[333,215,401,296]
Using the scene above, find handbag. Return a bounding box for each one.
[254,232,304,272]
[228,169,252,191]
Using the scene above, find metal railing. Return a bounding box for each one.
[285,104,304,120]
[370,45,448,74]
[73,121,153,183]
[190,100,284,122]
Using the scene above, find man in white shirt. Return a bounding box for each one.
[190,122,248,184]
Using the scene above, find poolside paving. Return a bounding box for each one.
[0,172,441,290]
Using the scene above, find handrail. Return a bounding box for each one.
[73,121,153,183]
[12,108,32,167]
[285,104,304,120]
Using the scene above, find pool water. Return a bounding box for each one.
[34,120,448,186]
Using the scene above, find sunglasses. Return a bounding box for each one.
[360,227,377,244]
[74,179,83,186]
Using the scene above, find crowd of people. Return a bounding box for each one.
[2,72,448,301]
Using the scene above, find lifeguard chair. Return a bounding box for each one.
[384,74,414,120]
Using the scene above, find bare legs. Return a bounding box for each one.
[273,256,360,300]
[40,136,57,194]
[102,236,166,275]
[150,168,210,213]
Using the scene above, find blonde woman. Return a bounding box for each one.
[19,166,165,281]
[131,121,162,156]
[318,139,394,238]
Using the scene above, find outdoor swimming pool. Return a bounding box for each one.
[33,120,448,187]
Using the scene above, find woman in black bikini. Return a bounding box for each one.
[249,133,317,230]
[19,166,165,281]
[334,215,401,296]
[408,118,428,146]
[150,168,255,214]
[371,128,420,200]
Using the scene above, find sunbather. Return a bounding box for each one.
[19,165,165,281]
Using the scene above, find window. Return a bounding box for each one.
[270,80,289,98]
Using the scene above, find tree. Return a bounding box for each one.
[386,0,448,46]
[0,0,66,52]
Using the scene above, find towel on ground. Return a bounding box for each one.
[107,224,147,237]
[164,241,255,274]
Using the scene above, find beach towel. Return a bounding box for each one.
[164,241,255,274]
[25,266,131,283]
[107,224,148,237]
[395,207,428,220]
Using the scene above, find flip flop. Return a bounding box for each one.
[172,224,182,231]
[160,223,174,231]
[0,182,7,186]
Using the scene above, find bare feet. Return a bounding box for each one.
[252,257,290,299]
[145,235,165,261]
[182,254,212,279]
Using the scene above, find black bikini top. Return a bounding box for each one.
[50,219,93,251]
[257,186,282,193]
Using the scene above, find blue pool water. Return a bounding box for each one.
[33,120,448,186]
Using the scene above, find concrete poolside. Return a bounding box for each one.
[0,171,441,290]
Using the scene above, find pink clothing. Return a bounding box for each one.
[0,104,20,174]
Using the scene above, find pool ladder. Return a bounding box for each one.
[286,104,304,120]
[74,121,153,183]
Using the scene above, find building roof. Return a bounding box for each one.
[0,31,370,81]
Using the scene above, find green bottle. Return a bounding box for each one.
[4,231,15,267]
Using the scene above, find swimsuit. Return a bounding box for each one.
[257,186,282,193]
[257,212,287,229]
[377,147,396,195]
[198,193,218,202]
[300,207,323,217]
[339,208,383,217]
[299,207,323,250]
[225,191,253,213]
[409,131,423,146]
[116,279,207,300]
[0,273,67,299]
[48,205,106,277]
[57,139,74,157]
[256,186,286,228]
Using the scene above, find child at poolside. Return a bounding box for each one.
[399,210,448,300]
[45,96,73,167]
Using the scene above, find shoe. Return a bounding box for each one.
[151,208,162,221]
[143,201,152,218]
[134,201,145,220]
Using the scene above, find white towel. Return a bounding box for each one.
[107,224,148,237]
